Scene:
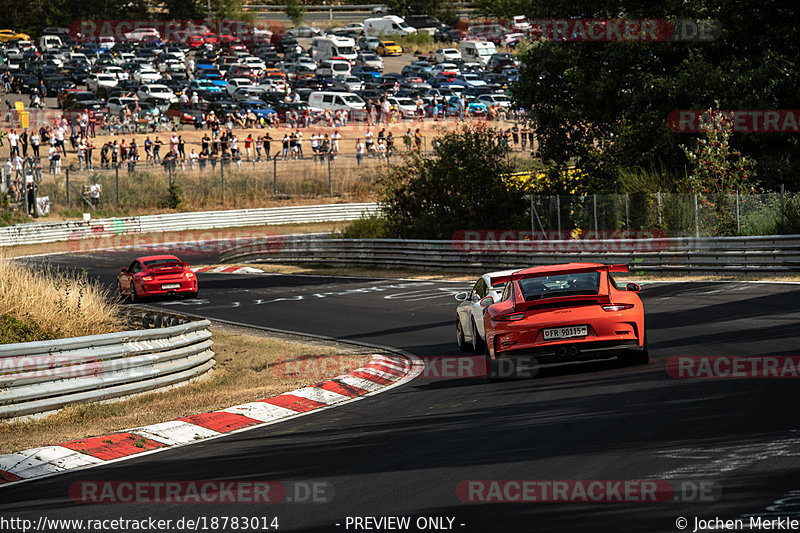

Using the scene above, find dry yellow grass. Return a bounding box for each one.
[0,255,122,342]
[0,327,371,453]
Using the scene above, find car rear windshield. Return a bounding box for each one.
[518,272,601,301]
[144,259,182,268]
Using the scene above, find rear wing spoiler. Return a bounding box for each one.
[491,264,628,287]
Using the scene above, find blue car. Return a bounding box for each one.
[189,79,223,93]
[446,96,487,116]
[352,66,382,79]
[196,70,228,88]
[238,100,276,120]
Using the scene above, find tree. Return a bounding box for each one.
[284,0,305,27]
[377,124,529,239]
[504,0,800,191]
[680,110,757,196]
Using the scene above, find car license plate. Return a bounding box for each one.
[543,325,588,340]
[161,283,180,290]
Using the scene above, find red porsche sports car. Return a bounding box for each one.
[482,263,647,377]
[117,255,198,301]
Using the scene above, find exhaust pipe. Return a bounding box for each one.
[556,346,568,357]
[568,345,578,356]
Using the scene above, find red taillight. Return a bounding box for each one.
[184,271,195,279]
[496,312,525,321]
[141,275,154,281]
[602,304,634,312]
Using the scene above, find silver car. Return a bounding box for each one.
[454,269,518,353]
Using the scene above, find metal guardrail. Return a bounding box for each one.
[0,203,379,248]
[0,319,214,419]
[219,235,800,274]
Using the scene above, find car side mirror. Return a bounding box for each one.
[626,282,641,293]
[454,291,468,301]
[479,296,495,308]
[120,268,127,273]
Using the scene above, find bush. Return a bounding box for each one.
[378,123,528,239]
[338,214,388,239]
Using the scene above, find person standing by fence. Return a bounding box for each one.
[30,131,39,158]
[262,132,271,159]
[153,137,162,163]
[355,138,365,166]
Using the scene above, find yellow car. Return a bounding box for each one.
[376,40,403,57]
[0,29,31,42]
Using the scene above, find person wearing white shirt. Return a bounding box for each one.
[295,130,303,158]
[7,130,18,157]
[355,139,365,166]
[331,130,341,155]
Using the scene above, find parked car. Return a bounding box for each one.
[376,40,403,56]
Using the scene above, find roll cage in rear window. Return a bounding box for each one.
[518,272,601,301]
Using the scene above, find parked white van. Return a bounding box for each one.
[38,35,63,52]
[308,91,367,119]
[363,16,417,37]
[311,35,357,63]
[460,41,498,66]
[316,59,352,77]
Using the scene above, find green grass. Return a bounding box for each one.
[0,313,58,344]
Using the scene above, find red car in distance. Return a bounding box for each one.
[481,263,647,377]
[117,255,198,301]
[186,35,206,48]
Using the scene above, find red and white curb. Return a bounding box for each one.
[193,266,265,274]
[0,354,421,486]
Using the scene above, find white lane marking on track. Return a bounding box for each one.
[384,287,472,301]
[253,296,305,305]
[653,431,800,479]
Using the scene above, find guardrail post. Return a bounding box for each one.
[694,194,699,238]
[66,168,70,205]
[593,194,598,232]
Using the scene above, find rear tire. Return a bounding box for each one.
[471,318,486,355]
[117,281,128,302]
[456,319,470,352]
[130,283,139,303]
[186,291,198,299]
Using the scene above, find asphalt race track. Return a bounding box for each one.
[3,249,800,532]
